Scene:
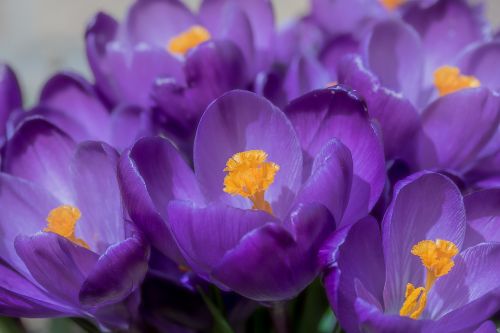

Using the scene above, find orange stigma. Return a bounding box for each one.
[44,205,89,249]
[380,0,406,11]
[434,66,480,96]
[167,25,211,56]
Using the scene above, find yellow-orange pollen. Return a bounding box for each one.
[167,25,211,56]
[44,205,89,249]
[379,0,406,11]
[434,66,480,96]
[399,239,458,319]
[223,150,280,215]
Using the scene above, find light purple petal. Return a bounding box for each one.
[119,138,203,263]
[282,55,329,101]
[0,64,22,138]
[285,86,385,225]
[80,235,149,307]
[109,105,155,152]
[167,201,277,278]
[415,87,500,172]
[382,172,466,313]
[320,34,359,80]
[457,41,500,92]
[213,203,334,301]
[463,189,500,248]
[194,90,303,219]
[2,118,75,203]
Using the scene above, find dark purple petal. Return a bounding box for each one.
[364,19,423,104]
[457,41,500,92]
[293,139,353,227]
[403,0,487,87]
[0,64,22,138]
[119,137,203,261]
[338,55,420,160]
[109,105,155,151]
[415,87,500,172]
[463,189,500,248]
[125,0,197,47]
[80,235,149,307]
[194,90,303,219]
[324,217,385,333]
[167,201,277,278]
[213,203,334,301]
[71,142,124,253]
[2,118,75,203]
[382,172,466,313]
[428,244,500,324]
[39,72,110,142]
[285,86,385,225]
[15,232,98,306]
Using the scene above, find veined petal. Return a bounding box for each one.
[463,189,500,248]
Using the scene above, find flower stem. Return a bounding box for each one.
[271,302,288,333]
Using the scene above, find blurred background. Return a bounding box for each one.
[0,0,499,332]
[1,0,499,105]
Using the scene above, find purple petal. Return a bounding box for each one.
[71,142,124,254]
[118,137,203,261]
[2,118,75,203]
[463,189,500,248]
[403,0,487,87]
[324,217,385,333]
[15,232,99,306]
[0,64,22,138]
[364,19,423,105]
[320,34,359,80]
[276,18,325,63]
[39,72,110,142]
[382,172,466,313]
[293,139,353,227]
[473,321,497,333]
[457,41,500,92]
[80,235,149,307]
[285,86,385,225]
[194,90,303,219]
[428,244,500,324]
[109,105,155,152]
[125,0,197,47]
[338,55,420,160]
[415,87,500,172]
[213,203,334,301]
[282,55,329,101]
[167,201,276,278]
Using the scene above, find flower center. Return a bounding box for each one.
[167,25,211,56]
[433,66,480,96]
[399,239,458,319]
[44,205,89,249]
[223,150,279,215]
[379,0,405,10]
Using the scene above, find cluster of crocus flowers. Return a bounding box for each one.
[0,0,500,332]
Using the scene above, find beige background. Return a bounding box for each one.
[1,0,499,105]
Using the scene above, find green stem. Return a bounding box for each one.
[70,317,101,333]
[333,321,342,333]
[271,302,288,333]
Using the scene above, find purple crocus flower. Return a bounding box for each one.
[119,86,385,301]
[85,0,275,149]
[323,172,500,333]
[0,64,22,145]
[0,118,149,329]
[7,71,155,152]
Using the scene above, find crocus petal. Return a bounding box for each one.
[403,0,487,87]
[15,232,99,306]
[282,55,329,101]
[457,41,500,92]
[473,321,497,333]
[382,172,466,313]
[71,142,124,253]
[2,118,75,203]
[463,189,500,248]
[338,55,420,160]
[293,139,353,227]
[109,105,155,152]
[323,217,385,333]
[285,86,385,225]
[320,34,359,80]
[194,90,303,219]
[167,201,277,278]
[39,72,110,142]
[415,87,500,172]
[0,64,22,138]
[79,235,149,307]
[364,19,423,105]
[125,0,197,47]
[119,137,203,262]
[428,244,500,324]
[213,203,334,301]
